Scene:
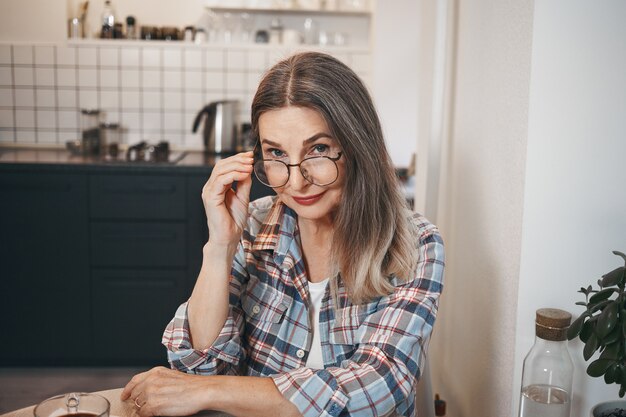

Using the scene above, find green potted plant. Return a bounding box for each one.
[568,250,626,417]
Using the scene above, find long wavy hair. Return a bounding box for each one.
[251,52,417,304]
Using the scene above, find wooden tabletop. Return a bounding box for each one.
[0,388,232,417]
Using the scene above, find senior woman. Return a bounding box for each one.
[121,51,444,417]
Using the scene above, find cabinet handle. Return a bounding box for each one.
[101,184,177,195]
[0,181,72,192]
[100,278,177,289]
[99,231,178,241]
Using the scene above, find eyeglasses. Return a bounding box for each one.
[253,150,342,188]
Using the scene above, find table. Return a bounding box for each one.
[0,389,232,417]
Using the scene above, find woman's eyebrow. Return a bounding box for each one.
[261,133,333,148]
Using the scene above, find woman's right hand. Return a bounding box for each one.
[201,151,254,247]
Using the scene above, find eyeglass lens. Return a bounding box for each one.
[254,157,339,187]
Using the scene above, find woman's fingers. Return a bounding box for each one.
[120,369,151,400]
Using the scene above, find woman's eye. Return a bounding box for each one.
[311,144,330,154]
[266,148,285,159]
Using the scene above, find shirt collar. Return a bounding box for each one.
[251,198,299,264]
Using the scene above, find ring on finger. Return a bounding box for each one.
[134,397,143,409]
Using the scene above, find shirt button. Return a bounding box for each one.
[296,349,305,359]
[252,305,261,315]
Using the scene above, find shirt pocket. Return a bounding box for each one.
[241,278,290,324]
[329,305,371,346]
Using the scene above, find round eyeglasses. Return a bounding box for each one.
[254,152,342,188]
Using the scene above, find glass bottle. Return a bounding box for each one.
[100,0,116,39]
[518,308,573,417]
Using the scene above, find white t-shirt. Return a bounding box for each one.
[305,278,329,369]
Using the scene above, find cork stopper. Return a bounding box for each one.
[535,308,571,341]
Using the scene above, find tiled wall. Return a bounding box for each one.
[0,41,371,149]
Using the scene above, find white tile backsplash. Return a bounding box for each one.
[14,67,34,86]
[15,109,35,128]
[163,70,182,89]
[36,89,56,107]
[36,110,57,129]
[78,47,98,67]
[100,68,119,88]
[0,67,12,86]
[205,71,224,90]
[79,89,98,109]
[120,48,141,68]
[142,48,161,68]
[184,70,203,90]
[0,46,11,65]
[14,88,35,107]
[57,89,77,108]
[78,68,98,88]
[57,68,77,87]
[205,50,223,69]
[58,110,79,129]
[13,46,33,65]
[0,87,13,107]
[163,49,183,68]
[121,90,141,109]
[121,69,141,89]
[0,41,370,148]
[0,109,14,127]
[56,47,76,66]
[184,49,203,69]
[142,69,161,89]
[142,90,162,110]
[99,48,119,67]
[35,46,55,65]
[100,90,119,109]
[35,67,56,87]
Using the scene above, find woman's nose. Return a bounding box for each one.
[287,165,308,190]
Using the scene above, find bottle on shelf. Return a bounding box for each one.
[100,0,116,39]
[126,16,137,40]
[518,308,573,417]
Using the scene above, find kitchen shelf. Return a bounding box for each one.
[205,6,371,17]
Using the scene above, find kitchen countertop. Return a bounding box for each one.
[0,147,230,174]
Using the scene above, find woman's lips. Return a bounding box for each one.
[292,191,326,206]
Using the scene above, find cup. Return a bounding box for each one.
[34,393,110,417]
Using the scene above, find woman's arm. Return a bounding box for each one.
[120,367,302,417]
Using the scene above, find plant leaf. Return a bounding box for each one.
[623,309,626,337]
[597,301,619,339]
[590,288,617,304]
[602,266,625,287]
[588,358,613,377]
[602,324,622,345]
[567,313,588,340]
[590,299,612,314]
[613,250,626,264]
[620,385,626,398]
[615,364,624,384]
[580,319,595,343]
[584,333,599,360]
[599,341,621,360]
[605,363,617,384]
[575,301,587,306]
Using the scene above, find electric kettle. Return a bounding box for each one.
[192,100,239,154]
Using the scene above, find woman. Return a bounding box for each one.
[121,52,444,417]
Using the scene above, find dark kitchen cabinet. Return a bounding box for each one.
[0,172,91,363]
[0,162,273,366]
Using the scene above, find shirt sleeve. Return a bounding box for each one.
[161,242,249,375]
[270,224,445,417]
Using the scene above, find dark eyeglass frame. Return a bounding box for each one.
[253,142,343,188]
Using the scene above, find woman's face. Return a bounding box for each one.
[257,106,345,224]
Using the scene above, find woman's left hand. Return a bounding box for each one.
[120,366,212,417]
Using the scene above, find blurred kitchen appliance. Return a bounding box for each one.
[192,100,239,154]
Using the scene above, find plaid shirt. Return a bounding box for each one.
[163,196,444,417]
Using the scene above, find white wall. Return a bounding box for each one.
[423,1,626,416]
[372,0,419,168]
[426,0,534,415]
[0,0,66,42]
[512,1,626,415]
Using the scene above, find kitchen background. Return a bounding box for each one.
[1,1,626,417]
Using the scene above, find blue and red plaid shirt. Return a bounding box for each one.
[163,196,444,417]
